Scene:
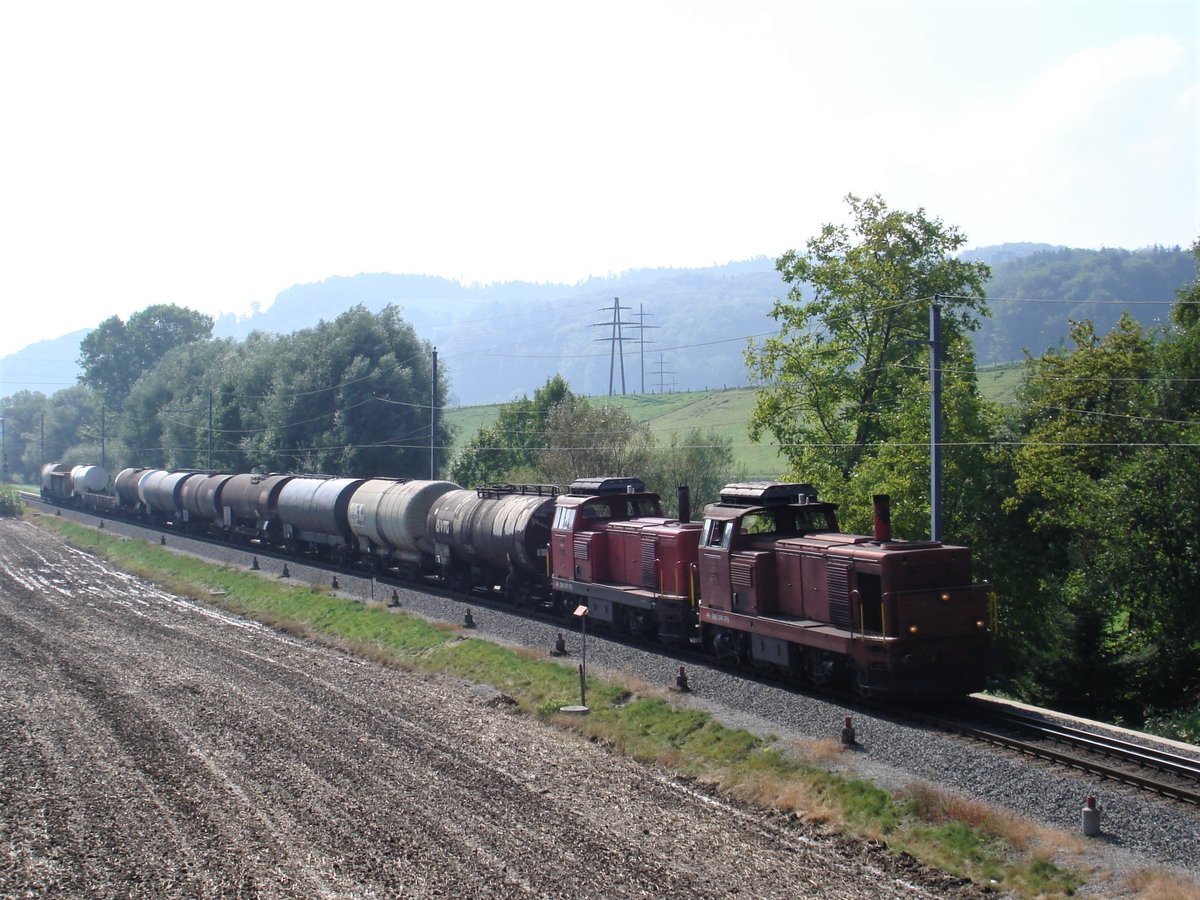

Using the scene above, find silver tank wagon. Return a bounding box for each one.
[428,486,557,578]
[276,476,366,547]
[347,479,458,565]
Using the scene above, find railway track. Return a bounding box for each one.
[904,699,1200,806]
[22,490,1200,806]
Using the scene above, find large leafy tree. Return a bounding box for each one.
[449,376,573,487]
[746,193,992,536]
[537,397,655,488]
[118,305,449,478]
[2,390,47,482]
[78,304,213,410]
[641,427,741,516]
[1007,285,1200,720]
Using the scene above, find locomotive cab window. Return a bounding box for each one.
[739,513,776,536]
[625,497,660,517]
[580,500,612,520]
[554,507,576,530]
[702,519,731,549]
[795,507,835,533]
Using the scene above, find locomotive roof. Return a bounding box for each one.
[718,481,818,506]
[567,476,648,496]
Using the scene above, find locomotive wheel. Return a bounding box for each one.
[803,650,832,687]
[711,628,743,666]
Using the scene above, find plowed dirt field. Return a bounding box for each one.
[0,518,981,898]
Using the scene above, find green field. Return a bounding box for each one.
[443,363,1023,480]
[443,387,785,478]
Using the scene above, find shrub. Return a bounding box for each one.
[0,485,22,518]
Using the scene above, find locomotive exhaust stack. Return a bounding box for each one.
[872,494,892,543]
[677,485,691,525]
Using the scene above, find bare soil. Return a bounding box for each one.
[0,518,984,898]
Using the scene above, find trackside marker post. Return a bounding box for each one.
[560,605,590,714]
[1081,795,1101,836]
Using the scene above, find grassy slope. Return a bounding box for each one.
[443,364,1023,480]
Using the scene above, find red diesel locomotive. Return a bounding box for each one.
[549,478,990,696]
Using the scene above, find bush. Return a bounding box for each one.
[0,485,22,517]
[1143,706,1200,744]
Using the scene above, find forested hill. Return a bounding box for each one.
[970,245,1194,365]
[210,261,785,405]
[1,245,1194,406]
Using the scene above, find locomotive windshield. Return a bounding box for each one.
[701,504,836,549]
[578,496,661,520]
[740,506,836,537]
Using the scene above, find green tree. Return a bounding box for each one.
[537,397,654,488]
[642,428,741,517]
[120,305,447,478]
[1006,312,1177,718]
[450,376,573,487]
[746,193,992,534]
[2,389,48,483]
[78,304,213,410]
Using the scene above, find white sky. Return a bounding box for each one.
[0,0,1195,359]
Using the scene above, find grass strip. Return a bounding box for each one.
[32,510,1096,898]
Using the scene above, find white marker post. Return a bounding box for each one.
[559,607,592,720]
[574,604,589,708]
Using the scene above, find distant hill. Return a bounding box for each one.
[2,245,1194,405]
[210,260,786,405]
[0,330,88,399]
[971,246,1192,364]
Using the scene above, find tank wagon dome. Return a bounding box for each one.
[347,479,459,557]
[40,462,72,491]
[70,465,109,494]
[429,486,558,576]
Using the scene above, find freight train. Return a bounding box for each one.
[40,462,992,697]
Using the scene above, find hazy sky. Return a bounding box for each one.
[0,0,1195,359]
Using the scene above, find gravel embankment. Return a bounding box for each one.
[26,506,1200,894]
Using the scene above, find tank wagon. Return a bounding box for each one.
[40,464,992,698]
[275,475,366,561]
[179,472,236,524]
[217,473,293,539]
[347,479,457,577]
[140,470,205,523]
[40,462,111,505]
[430,484,558,602]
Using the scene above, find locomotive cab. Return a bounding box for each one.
[698,482,838,616]
[698,483,991,696]
[549,477,703,642]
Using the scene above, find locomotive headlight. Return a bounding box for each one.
[908,625,920,634]
[940,592,951,602]
[975,619,987,629]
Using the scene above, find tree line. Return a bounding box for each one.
[1,304,451,482]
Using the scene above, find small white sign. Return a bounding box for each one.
[573,605,589,617]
